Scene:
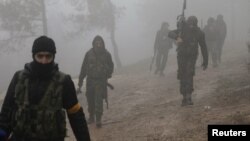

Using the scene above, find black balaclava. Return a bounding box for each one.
[92,35,105,55]
[31,36,56,77]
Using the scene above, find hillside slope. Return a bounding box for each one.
[66,41,250,141]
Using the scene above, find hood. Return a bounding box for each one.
[92,35,106,54]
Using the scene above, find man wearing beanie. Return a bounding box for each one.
[0,36,91,141]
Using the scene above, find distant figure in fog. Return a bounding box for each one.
[168,16,208,106]
[203,17,218,67]
[215,14,227,64]
[153,22,173,76]
[247,29,250,71]
[247,29,250,52]
[77,35,114,128]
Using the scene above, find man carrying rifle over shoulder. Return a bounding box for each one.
[168,0,208,106]
[77,35,114,128]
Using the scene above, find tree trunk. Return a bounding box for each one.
[110,28,122,68]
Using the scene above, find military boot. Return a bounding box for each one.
[96,115,102,128]
[186,93,193,105]
[87,114,95,124]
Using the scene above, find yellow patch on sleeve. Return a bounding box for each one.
[67,103,81,114]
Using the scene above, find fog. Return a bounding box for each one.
[0,0,249,92]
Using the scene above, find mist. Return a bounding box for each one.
[0,0,250,92]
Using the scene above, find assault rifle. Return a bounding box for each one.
[177,0,187,36]
[76,82,114,94]
[76,82,114,109]
[149,48,156,72]
[105,82,114,109]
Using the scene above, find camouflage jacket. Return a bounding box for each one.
[0,62,90,140]
[78,48,114,87]
[168,25,208,65]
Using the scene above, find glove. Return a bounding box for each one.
[76,87,82,95]
[201,62,208,70]
[176,37,183,46]
[0,129,7,141]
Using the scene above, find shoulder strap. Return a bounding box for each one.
[15,70,29,106]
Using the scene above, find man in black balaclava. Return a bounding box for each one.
[0,36,91,141]
[31,36,57,77]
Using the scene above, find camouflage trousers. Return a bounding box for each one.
[86,78,107,118]
[177,53,197,95]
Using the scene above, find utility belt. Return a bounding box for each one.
[11,108,66,139]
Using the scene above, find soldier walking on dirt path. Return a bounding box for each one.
[215,14,227,64]
[168,16,208,106]
[77,35,114,128]
[153,22,174,76]
[203,17,219,68]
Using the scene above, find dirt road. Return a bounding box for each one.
[67,41,250,141]
[64,41,250,141]
[0,41,248,141]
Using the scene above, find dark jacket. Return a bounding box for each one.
[154,29,173,53]
[78,48,114,88]
[0,62,90,141]
[203,24,218,42]
[168,24,208,66]
[216,19,227,41]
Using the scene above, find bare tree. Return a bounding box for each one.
[0,0,48,53]
[67,0,123,68]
